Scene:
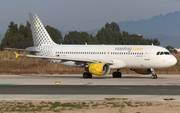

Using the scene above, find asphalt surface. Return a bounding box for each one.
[0,85,180,95]
[1,74,180,86]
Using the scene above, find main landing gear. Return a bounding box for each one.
[112,69,122,78]
[151,68,157,79]
[83,72,92,78]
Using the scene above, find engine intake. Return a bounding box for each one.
[89,63,110,76]
[133,69,152,75]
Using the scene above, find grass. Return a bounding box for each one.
[146,102,152,106]
[0,100,177,113]
[0,50,180,74]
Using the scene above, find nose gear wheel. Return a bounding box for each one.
[151,74,157,79]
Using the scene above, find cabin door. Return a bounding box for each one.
[144,48,151,60]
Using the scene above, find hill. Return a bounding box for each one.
[143,34,180,48]
[118,11,180,37]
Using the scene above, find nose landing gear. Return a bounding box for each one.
[151,74,157,79]
[151,68,157,79]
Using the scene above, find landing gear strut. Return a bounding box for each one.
[151,68,157,79]
[83,72,92,78]
[112,69,122,78]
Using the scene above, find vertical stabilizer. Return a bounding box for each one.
[29,13,56,46]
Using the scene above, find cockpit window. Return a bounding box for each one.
[164,52,170,55]
[156,51,170,55]
[160,52,164,55]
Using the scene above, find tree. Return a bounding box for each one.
[1,21,20,50]
[45,25,63,44]
[166,45,177,53]
[63,31,91,44]
[1,20,162,50]
[7,21,18,35]
[146,38,160,46]
[1,21,63,50]
[121,31,129,44]
[96,22,122,44]
[24,21,33,48]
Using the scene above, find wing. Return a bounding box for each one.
[14,52,113,64]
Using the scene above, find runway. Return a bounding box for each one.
[0,74,180,100]
[0,74,180,85]
[0,85,180,95]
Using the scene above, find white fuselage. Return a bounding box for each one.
[37,44,177,69]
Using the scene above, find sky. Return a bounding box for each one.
[0,0,180,34]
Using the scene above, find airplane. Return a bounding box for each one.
[7,13,177,79]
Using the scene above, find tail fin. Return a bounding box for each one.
[29,13,56,46]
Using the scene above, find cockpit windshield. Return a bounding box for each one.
[160,52,164,55]
[164,52,170,55]
[156,51,171,55]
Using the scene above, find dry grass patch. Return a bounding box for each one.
[0,100,179,113]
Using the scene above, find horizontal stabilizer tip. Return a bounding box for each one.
[14,52,19,58]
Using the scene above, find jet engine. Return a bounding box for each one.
[133,69,152,75]
[88,63,110,76]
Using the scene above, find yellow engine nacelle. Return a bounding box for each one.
[89,63,110,76]
[133,69,152,75]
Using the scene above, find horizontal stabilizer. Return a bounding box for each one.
[14,52,19,58]
[5,48,41,54]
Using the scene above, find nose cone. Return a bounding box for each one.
[173,56,177,65]
[170,56,177,66]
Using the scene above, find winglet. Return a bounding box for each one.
[14,52,19,58]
